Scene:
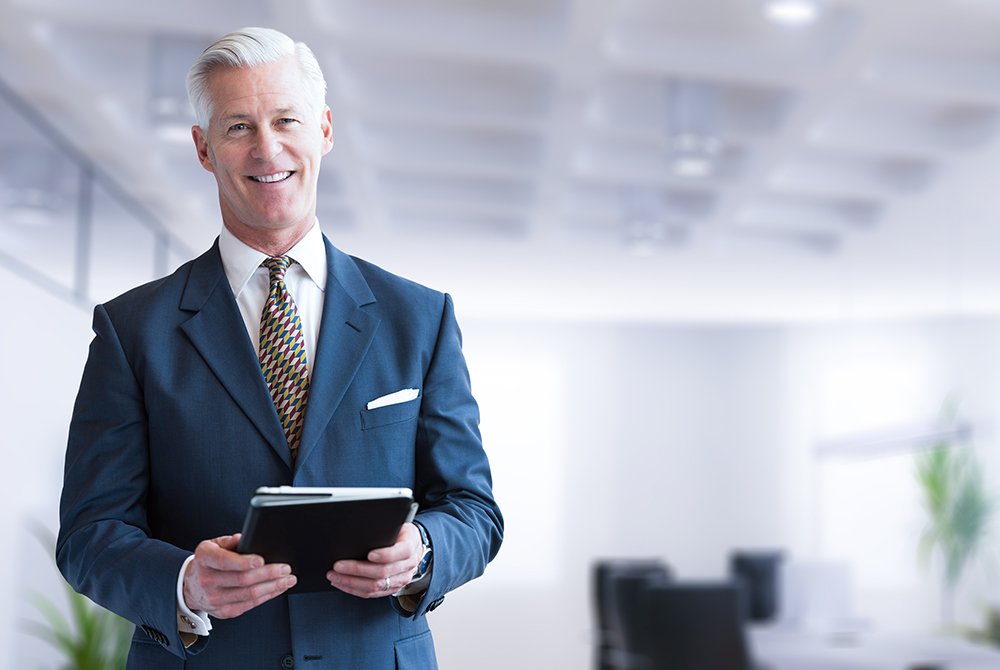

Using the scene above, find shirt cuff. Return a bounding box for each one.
[393,564,432,613]
[394,568,431,597]
[177,555,213,638]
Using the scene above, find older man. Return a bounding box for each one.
[57,27,502,669]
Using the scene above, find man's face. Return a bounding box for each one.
[192,55,333,247]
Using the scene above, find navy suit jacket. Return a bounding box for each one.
[56,236,503,669]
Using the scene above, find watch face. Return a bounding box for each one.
[413,521,432,577]
[415,521,431,546]
[416,545,432,577]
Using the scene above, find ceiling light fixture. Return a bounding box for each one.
[763,0,824,26]
[2,187,64,228]
[624,215,667,257]
[155,123,195,144]
[665,80,722,178]
[621,187,692,255]
[1,145,74,228]
[668,133,722,178]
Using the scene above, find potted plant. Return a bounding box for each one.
[915,442,995,628]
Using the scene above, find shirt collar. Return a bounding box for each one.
[218,221,328,298]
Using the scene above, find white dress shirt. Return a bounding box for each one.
[219,221,327,369]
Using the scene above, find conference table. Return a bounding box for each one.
[751,626,1000,670]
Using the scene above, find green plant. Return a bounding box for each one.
[23,526,132,670]
[916,443,995,626]
[964,605,1000,647]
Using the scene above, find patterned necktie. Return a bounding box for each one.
[259,256,310,460]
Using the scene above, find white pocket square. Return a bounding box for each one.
[366,388,419,410]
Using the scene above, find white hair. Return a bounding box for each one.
[186,27,327,129]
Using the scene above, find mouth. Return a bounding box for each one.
[248,171,293,184]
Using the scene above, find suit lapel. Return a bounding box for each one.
[296,237,379,468]
[179,242,292,469]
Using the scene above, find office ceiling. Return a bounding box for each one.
[3,0,1000,322]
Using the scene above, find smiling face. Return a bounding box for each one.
[192,55,333,254]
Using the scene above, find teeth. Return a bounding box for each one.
[251,172,292,183]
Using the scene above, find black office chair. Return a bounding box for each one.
[592,559,671,670]
[645,582,756,670]
[730,551,784,623]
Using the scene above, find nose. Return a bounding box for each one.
[251,127,282,161]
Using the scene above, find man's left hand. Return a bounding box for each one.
[327,522,423,597]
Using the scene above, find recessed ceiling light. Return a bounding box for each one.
[668,133,722,178]
[2,187,63,228]
[673,155,714,178]
[156,123,195,144]
[150,96,184,116]
[763,0,823,26]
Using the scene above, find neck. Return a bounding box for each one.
[223,220,313,257]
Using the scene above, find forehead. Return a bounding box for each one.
[206,56,312,119]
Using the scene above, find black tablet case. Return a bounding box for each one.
[237,493,415,593]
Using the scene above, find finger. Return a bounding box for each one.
[351,524,422,570]
[367,542,410,564]
[331,558,376,578]
[209,573,298,618]
[202,561,293,590]
[368,523,421,563]
[195,537,264,572]
[326,570,403,599]
[331,557,416,581]
[187,560,297,615]
[212,533,242,550]
[209,571,298,608]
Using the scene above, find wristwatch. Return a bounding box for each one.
[413,521,433,579]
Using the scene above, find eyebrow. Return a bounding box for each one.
[218,113,252,126]
[218,107,302,125]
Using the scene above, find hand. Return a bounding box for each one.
[182,534,296,619]
[327,523,423,598]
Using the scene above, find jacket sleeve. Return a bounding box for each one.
[56,303,203,659]
[403,293,504,618]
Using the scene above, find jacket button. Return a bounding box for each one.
[281,654,295,669]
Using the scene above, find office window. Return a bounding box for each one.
[88,182,157,302]
[0,105,82,292]
[811,339,944,626]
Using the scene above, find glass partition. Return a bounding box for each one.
[0,77,190,309]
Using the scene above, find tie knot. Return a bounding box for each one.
[263,256,293,283]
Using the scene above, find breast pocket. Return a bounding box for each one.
[360,396,420,430]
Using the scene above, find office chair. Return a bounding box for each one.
[730,550,784,623]
[592,559,671,670]
[645,582,756,670]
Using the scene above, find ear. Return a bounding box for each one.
[320,106,334,157]
[192,125,215,173]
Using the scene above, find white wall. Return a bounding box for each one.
[1,267,93,669]
[6,262,1000,669]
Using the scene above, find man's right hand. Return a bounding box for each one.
[182,534,296,619]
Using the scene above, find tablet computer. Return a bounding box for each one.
[237,486,417,593]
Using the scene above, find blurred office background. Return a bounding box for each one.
[5,0,1000,667]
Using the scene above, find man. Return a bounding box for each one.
[56,27,502,669]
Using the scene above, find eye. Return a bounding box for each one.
[228,122,249,134]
